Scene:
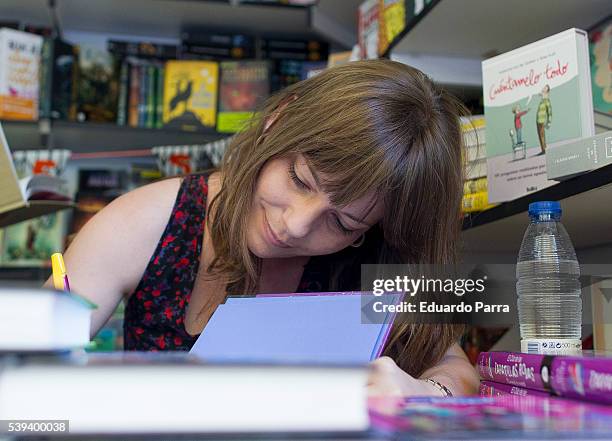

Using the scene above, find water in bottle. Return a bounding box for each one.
[516,201,582,355]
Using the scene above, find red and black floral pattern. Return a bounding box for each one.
[123,174,331,351]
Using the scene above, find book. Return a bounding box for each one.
[180,31,255,60]
[461,115,487,162]
[73,43,119,123]
[190,293,400,364]
[477,351,612,405]
[479,380,550,397]
[217,60,270,133]
[588,17,612,115]
[39,38,78,120]
[0,352,368,434]
[377,0,405,56]
[463,177,488,194]
[162,60,218,131]
[358,0,380,60]
[107,40,178,60]
[0,28,43,121]
[0,288,94,350]
[546,130,612,180]
[461,191,496,213]
[261,38,328,61]
[465,158,487,180]
[369,394,612,437]
[0,124,72,228]
[482,28,594,203]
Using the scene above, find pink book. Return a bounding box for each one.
[478,351,612,405]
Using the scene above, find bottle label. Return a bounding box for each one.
[521,338,582,355]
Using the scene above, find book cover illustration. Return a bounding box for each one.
[217,61,270,133]
[482,29,594,203]
[0,28,43,121]
[163,60,218,131]
[1,211,67,267]
[589,17,612,115]
[74,43,119,122]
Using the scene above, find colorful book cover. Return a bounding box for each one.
[482,28,594,203]
[589,17,612,115]
[377,0,405,56]
[116,58,130,125]
[1,211,67,267]
[478,351,612,405]
[358,0,379,60]
[74,44,119,123]
[0,28,42,121]
[217,61,270,133]
[163,60,218,131]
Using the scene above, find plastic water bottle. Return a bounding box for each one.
[516,201,582,355]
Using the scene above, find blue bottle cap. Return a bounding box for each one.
[528,201,562,217]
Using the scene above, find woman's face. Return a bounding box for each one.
[247,154,384,259]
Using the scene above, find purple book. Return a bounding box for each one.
[479,380,550,398]
[478,351,612,405]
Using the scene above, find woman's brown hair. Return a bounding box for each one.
[206,59,468,377]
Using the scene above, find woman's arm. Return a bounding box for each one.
[43,177,182,338]
[368,342,479,397]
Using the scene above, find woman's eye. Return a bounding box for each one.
[289,163,309,190]
[334,215,355,236]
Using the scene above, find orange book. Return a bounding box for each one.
[0,29,42,121]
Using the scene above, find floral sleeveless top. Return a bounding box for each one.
[123,174,329,351]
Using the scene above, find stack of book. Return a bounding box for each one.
[461,116,496,213]
[477,351,612,405]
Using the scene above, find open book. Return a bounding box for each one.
[0,123,73,228]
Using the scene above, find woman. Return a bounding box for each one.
[51,60,479,397]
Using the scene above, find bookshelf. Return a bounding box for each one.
[2,120,227,158]
[380,0,612,253]
[462,161,612,253]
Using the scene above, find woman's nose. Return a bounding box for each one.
[282,194,328,239]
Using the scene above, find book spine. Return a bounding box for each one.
[38,37,53,119]
[461,191,494,213]
[116,59,129,126]
[477,351,548,390]
[479,380,550,397]
[127,63,140,127]
[108,40,178,59]
[155,65,164,129]
[68,45,80,121]
[463,177,488,194]
[549,357,612,405]
[138,63,147,127]
[146,64,155,128]
[478,351,612,405]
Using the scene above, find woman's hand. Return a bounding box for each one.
[367,356,446,397]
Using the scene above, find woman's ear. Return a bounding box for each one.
[262,94,298,134]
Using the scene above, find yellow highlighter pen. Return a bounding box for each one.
[51,252,71,292]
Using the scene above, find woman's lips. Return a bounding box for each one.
[263,212,291,248]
